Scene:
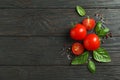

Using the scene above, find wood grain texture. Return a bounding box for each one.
[0,0,120,8]
[0,9,120,36]
[0,0,120,79]
[0,36,119,65]
[0,66,119,80]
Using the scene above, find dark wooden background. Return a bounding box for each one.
[0,0,120,80]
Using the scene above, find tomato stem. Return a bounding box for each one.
[71,22,75,28]
[87,16,90,19]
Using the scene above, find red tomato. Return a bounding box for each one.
[82,18,96,30]
[72,42,84,56]
[84,34,100,50]
[70,24,87,40]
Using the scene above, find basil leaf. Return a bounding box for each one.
[97,27,110,37]
[76,6,86,17]
[104,27,109,32]
[95,21,102,32]
[93,48,111,62]
[95,22,110,37]
[71,51,89,65]
[88,60,96,73]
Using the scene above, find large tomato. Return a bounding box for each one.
[72,42,84,56]
[82,17,96,30]
[70,24,87,40]
[84,34,100,50]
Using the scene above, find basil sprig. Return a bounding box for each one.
[95,22,110,37]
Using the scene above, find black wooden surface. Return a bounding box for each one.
[0,0,120,80]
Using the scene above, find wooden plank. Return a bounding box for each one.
[0,36,119,65]
[0,66,119,80]
[0,0,120,8]
[0,9,120,36]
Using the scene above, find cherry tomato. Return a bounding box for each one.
[72,42,84,56]
[82,17,96,30]
[84,34,100,50]
[70,24,87,40]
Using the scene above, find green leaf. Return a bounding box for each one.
[95,22,110,37]
[98,28,110,37]
[76,6,86,17]
[88,60,96,73]
[104,27,109,32]
[95,21,102,32]
[71,51,89,65]
[93,47,111,62]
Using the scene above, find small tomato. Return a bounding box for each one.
[84,34,100,50]
[72,42,84,55]
[82,17,96,30]
[70,24,87,40]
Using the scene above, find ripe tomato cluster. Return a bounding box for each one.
[67,5,111,73]
[70,17,100,56]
